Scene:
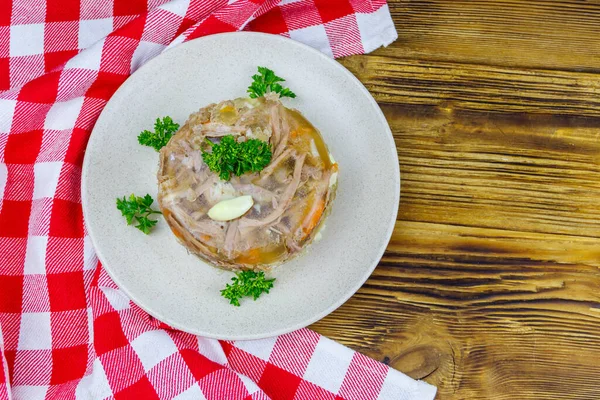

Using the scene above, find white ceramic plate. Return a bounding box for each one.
[82,32,399,340]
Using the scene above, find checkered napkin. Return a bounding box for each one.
[0,0,437,399]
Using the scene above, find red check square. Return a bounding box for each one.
[45,0,80,22]
[64,128,92,167]
[85,71,128,101]
[0,0,11,26]
[47,271,87,311]
[114,0,148,17]
[314,0,355,23]
[114,14,147,40]
[0,58,8,90]
[50,344,89,384]
[18,71,61,103]
[3,129,43,163]
[187,15,237,40]
[180,349,223,381]
[246,8,288,34]
[0,200,31,238]
[259,363,302,400]
[94,311,129,356]
[115,375,159,400]
[0,275,24,313]
[49,198,84,238]
[44,50,79,73]
[2,350,15,384]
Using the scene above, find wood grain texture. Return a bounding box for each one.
[309,1,600,399]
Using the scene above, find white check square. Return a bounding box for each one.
[197,337,228,365]
[45,97,84,130]
[173,384,207,400]
[87,307,94,344]
[23,236,48,275]
[10,24,44,57]
[131,41,166,73]
[159,0,189,17]
[75,359,112,400]
[12,385,49,400]
[131,330,179,371]
[289,25,334,58]
[376,367,437,400]
[355,5,398,53]
[83,235,98,271]
[233,336,277,362]
[65,39,104,72]
[302,337,354,394]
[18,312,52,350]
[0,163,6,214]
[33,162,63,200]
[79,18,113,50]
[0,100,17,134]
[99,286,130,311]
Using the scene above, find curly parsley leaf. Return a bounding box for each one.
[138,116,180,151]
[221,270,276,306]
[202,135,272,181]
[116,194,162,234]
[247,66,296,99]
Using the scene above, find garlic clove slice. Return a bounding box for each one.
[207,195,254,222]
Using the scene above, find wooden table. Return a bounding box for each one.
[309,1,600,398]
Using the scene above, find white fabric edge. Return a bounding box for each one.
[416,379,438,400]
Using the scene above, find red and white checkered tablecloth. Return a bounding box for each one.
[0,0,438,399]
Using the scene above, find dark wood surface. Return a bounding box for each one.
[309,1,600,398]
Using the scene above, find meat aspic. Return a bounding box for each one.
[157,96,338,271]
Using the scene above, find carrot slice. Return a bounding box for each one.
[301,198,325,240]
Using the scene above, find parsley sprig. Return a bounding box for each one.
[247,67,296,99]
[202,135,272,181]
[221,270,276,306]
[138,116,180,151]
[116,194,162,234]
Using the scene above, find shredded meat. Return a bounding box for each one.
[157,96,338,271]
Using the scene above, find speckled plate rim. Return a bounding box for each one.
[82,32,400,340]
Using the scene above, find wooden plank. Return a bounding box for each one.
[381,0,600,71]
[340,56,600,116]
